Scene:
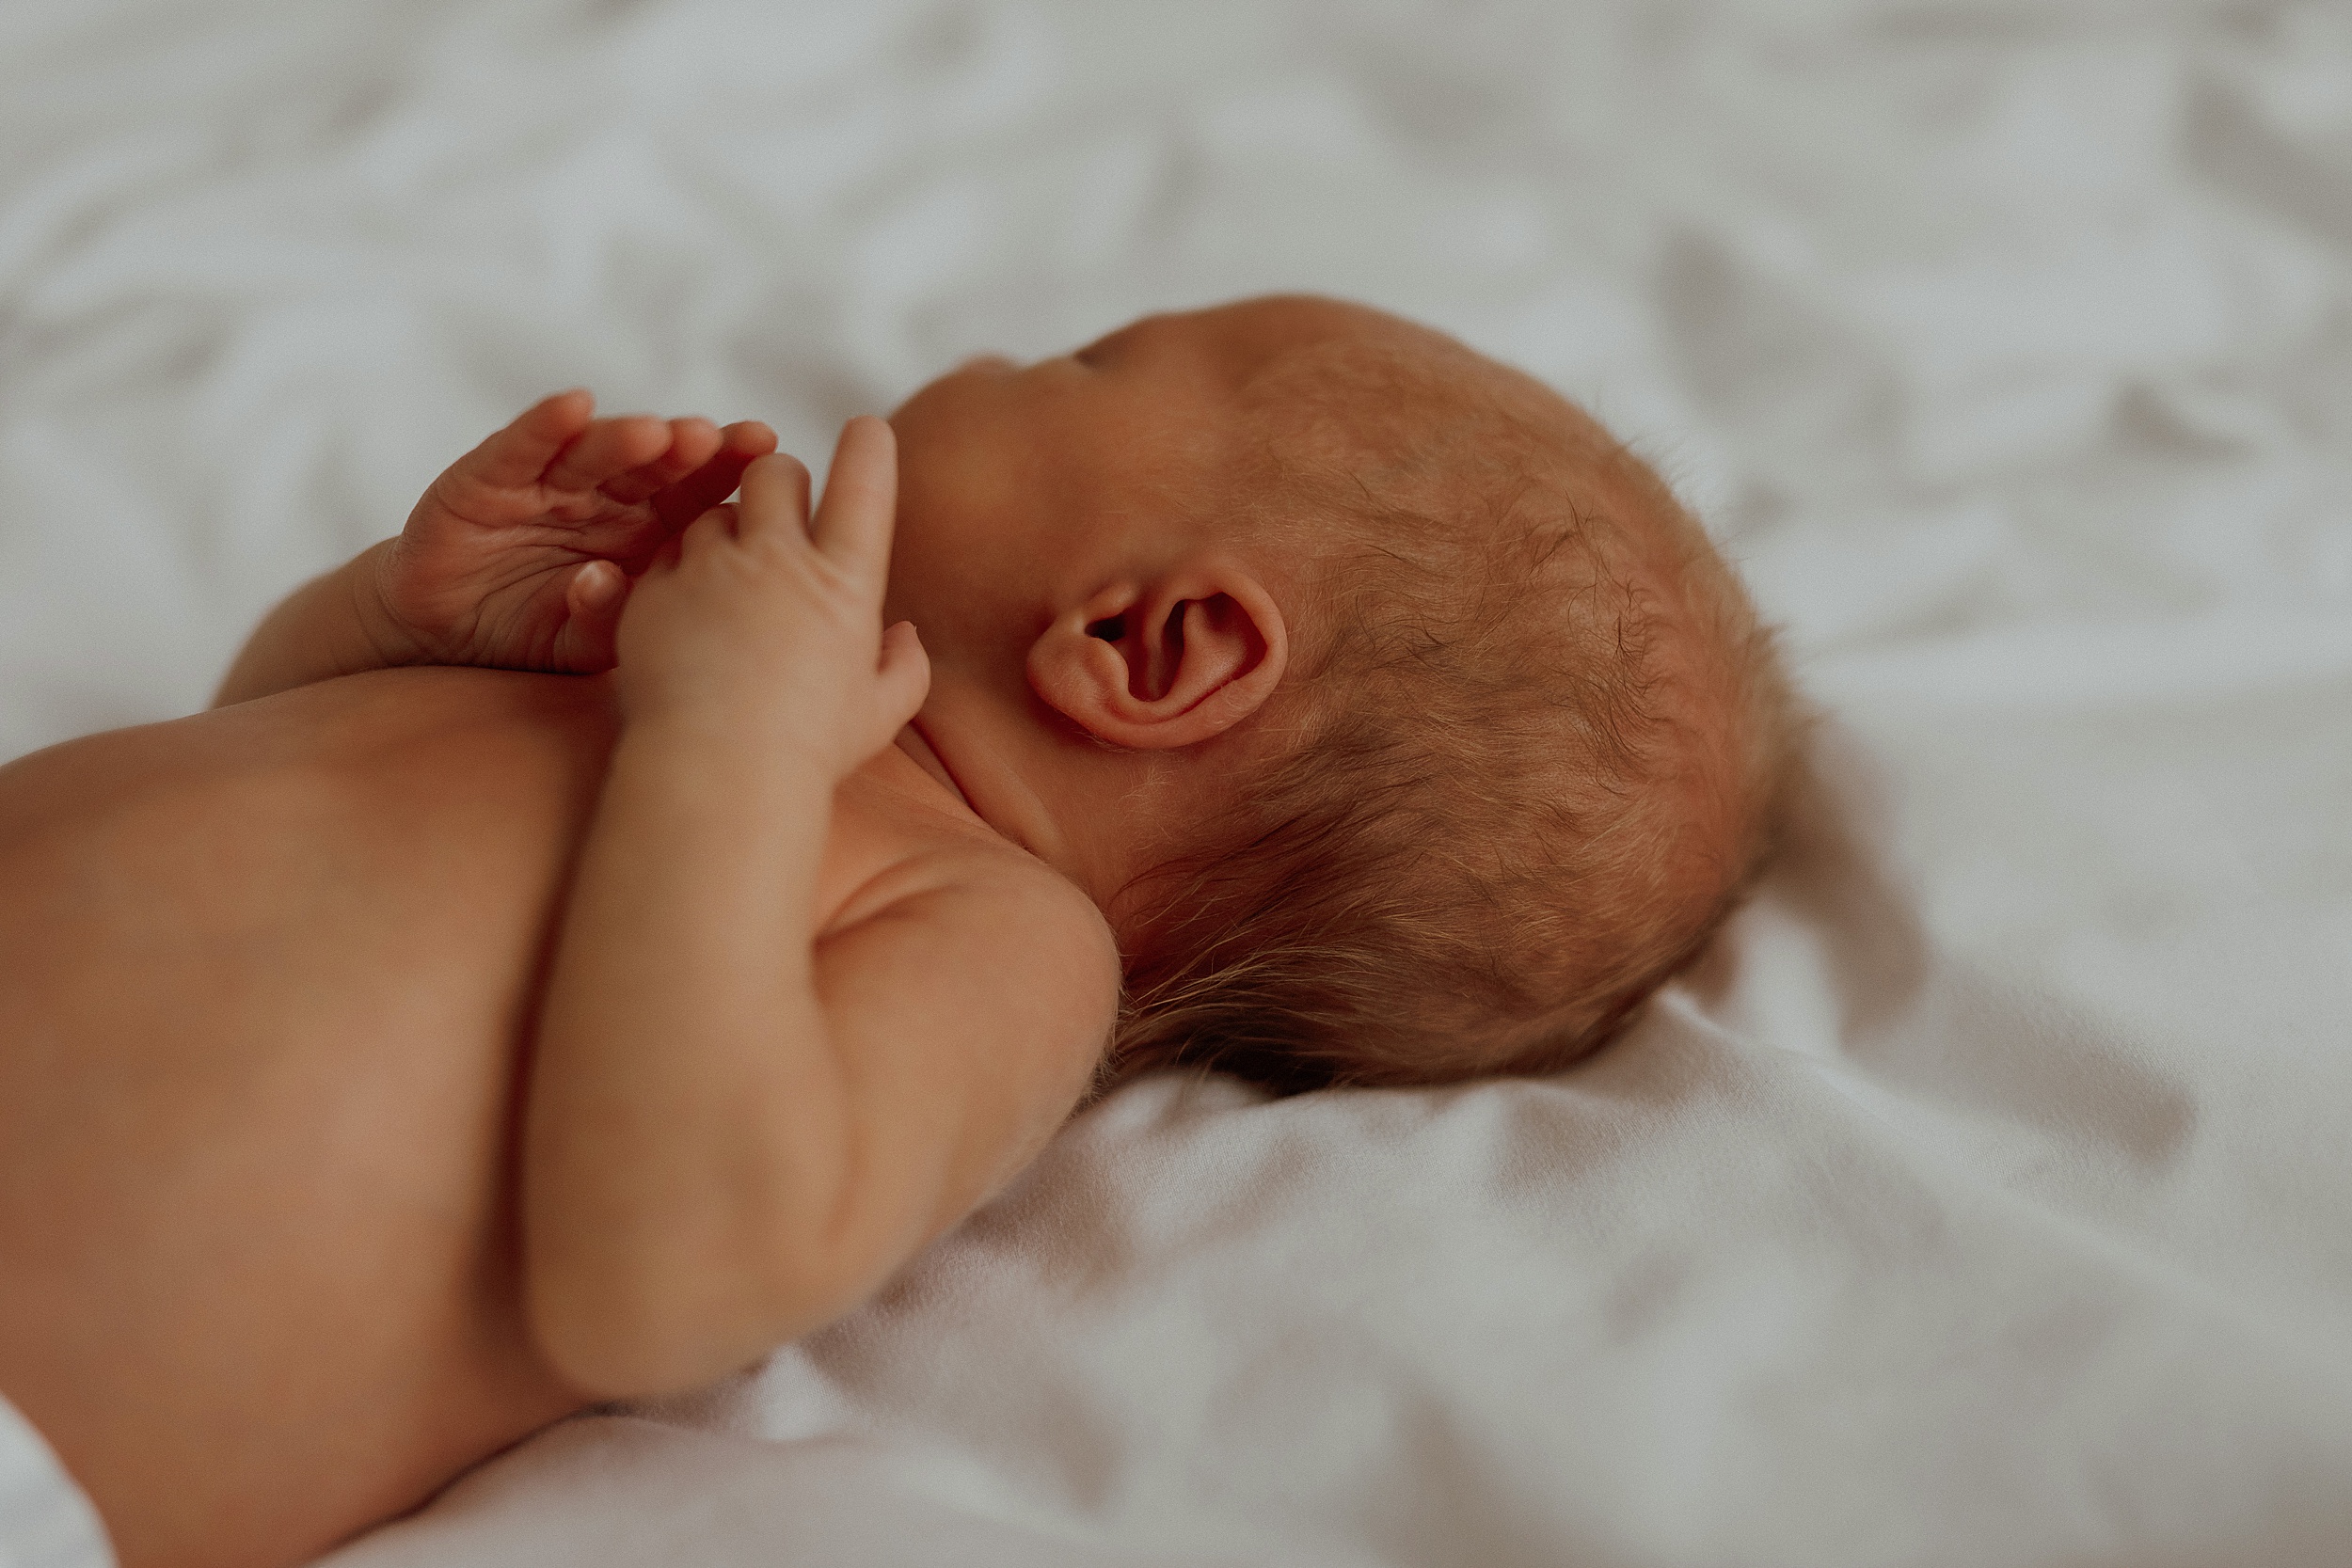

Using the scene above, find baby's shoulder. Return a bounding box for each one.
[825,764,1120,1083]
[830,752,1117,984]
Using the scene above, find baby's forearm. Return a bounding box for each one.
[214,542,406,706]
[522,723,868,1397]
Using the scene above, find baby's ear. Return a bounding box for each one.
[1026,560,1288,750]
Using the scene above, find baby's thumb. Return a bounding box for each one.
[556,560,631,673]
[875,620,930,729]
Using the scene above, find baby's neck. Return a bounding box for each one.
[893,710,1083,882]
[891,723,970,812]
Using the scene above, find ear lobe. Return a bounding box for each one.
[1029,565,1289,750]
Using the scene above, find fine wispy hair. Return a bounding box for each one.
[1107,321,1802,1092]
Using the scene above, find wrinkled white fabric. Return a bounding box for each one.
[0,1394,114,1568]
[2,3,2348,1565]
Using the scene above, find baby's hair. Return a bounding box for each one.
[1107,316,1803,1091]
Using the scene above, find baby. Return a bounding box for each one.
[0,296,1795,1568]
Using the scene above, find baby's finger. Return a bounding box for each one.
[543,416,671,494]
[454,390,596,490]
[735,453,814,549]
[720,420,780,460]
[598,418,722,505]
[554,560,630,673]
[806,417,898,581]
[678,502,739,564]
[874,620,931,731]
[648,422,780,531]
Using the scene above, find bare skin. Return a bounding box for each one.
[0,297,1387,1568]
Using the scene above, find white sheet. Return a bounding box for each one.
[4,2,2348,1563]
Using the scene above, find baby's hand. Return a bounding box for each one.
[614,417,929,779]
[368,391,778,673]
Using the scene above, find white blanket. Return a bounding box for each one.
[4,2,2348,1563]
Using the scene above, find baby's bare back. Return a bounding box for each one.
[0,669,612,1564]
[0,667,996,1568]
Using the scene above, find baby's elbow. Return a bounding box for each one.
[525,1265,706,1402]
[523,1223,877,1402]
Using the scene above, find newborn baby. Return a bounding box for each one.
[0,296,1795,1568]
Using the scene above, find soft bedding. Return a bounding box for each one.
[3,2,2349,1564]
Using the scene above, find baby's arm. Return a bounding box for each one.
[521,420,1118,1399]
[214,392,774,705]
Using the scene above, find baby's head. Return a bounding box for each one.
[886,296,1799,1090]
